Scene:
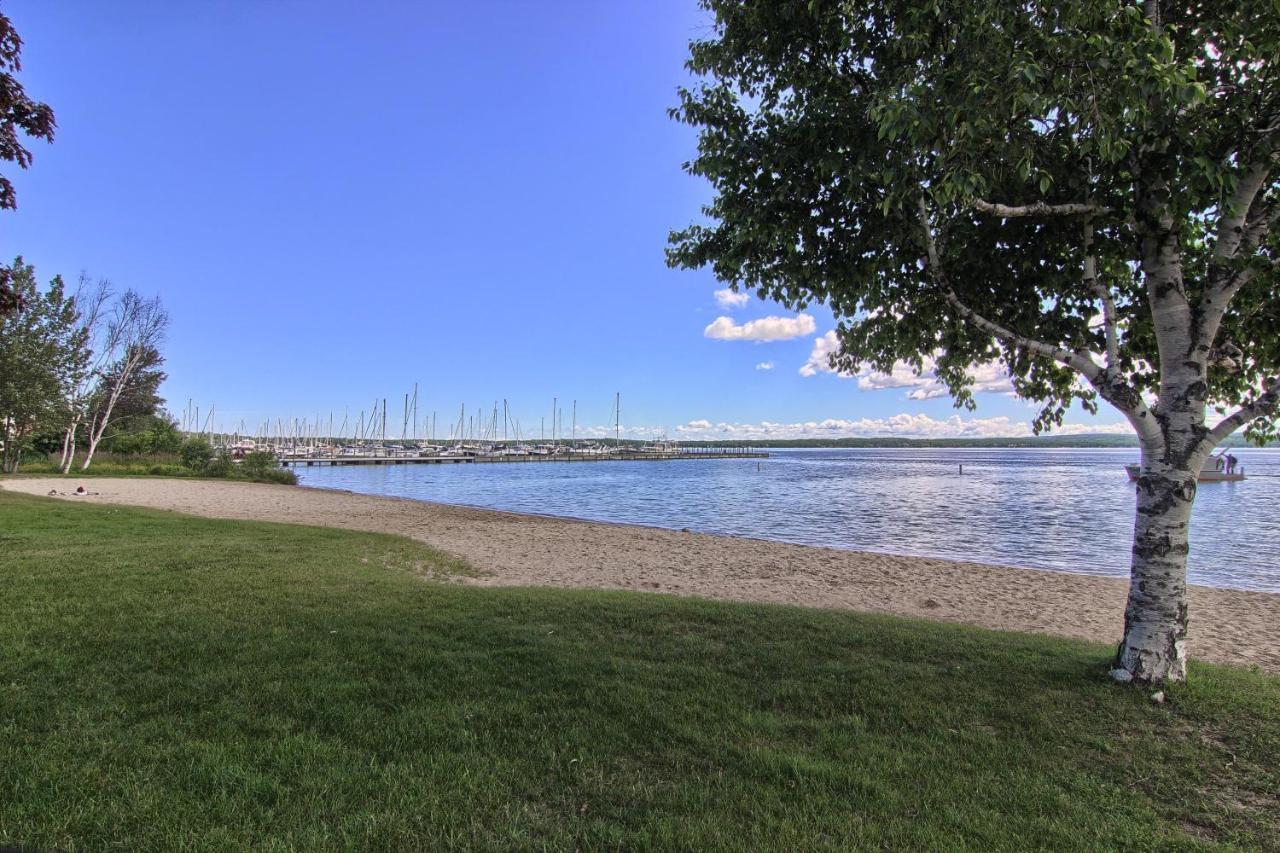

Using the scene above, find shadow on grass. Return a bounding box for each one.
[1,491,1277,851]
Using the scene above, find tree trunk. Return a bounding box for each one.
[1112,445,1195,683]
[2,422,26,474]
[59,421,78,474]
[81,427,101,471]
[1,420,13,474]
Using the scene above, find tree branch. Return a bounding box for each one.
[1204,377,1280,448]
[1082,220,1121,367]
[1211,160,1271,264]
[918,197,1163,444]
[1200,191,1276,349]
[973,199,1108,218]
[918,198,1101,378]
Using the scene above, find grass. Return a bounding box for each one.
[1,491,1277,851]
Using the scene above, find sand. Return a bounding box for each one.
[5,476,1278,672]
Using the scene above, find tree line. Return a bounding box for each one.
[0,257,170,474]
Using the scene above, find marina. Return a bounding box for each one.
[183,391,775,467]
[277,446,767,466]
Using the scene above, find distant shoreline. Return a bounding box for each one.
[675,434,1277,449]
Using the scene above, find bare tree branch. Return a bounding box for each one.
[972,199,1108,218]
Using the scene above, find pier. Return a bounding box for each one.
[279,448,767,467]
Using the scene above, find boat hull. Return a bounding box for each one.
[1124,464,1244,483]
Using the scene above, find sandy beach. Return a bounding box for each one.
[5,476,1278,672]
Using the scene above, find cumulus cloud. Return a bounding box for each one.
[705,313,816,342]
[755,362,774,371]
[872,362,1012,399]
[799,330,1014,398]
[672,415,1132,441]
[713,288,750,310]
[571,423,671,440]
[799,330,843,377]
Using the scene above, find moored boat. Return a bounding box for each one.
[1125,455,1245,482]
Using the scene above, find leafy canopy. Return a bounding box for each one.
[0,258,83,470]
[668,0,1279,438]
[0,10,55,316]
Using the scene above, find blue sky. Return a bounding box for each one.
[2,0,1127,441]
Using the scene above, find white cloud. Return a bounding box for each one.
[755,361,774,371]
[570,424,671,440]
[672,414,1132,440]
[713,288,750,310]
[897,361,1013,400]
[705,313,816,342]
[800,331,1014,398]
[799,330,843,377]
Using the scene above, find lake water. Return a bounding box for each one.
[294,448,1280,592]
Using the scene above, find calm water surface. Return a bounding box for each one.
[295,448,1280,592]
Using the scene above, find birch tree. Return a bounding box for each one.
[668,0,1279,684]
[56,274,111,473]
[81,292,167,470]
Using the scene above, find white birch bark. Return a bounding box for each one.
[59,419,77,473]
[81,358,134,472]
[928,157,1278,683]
[1111,441,1195,682]
[78,291,167,472]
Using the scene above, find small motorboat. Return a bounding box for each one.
[1125,453,1244,482]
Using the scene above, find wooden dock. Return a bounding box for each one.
[279,450,768,467]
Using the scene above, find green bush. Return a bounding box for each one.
[241,450,277,477]
[251,467,297,486]
[179,439,214,470]
[203,455,233,478]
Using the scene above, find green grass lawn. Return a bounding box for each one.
[1,491,1277,851]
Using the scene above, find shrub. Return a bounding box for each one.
[106,432,152,456]
[252,468,297,486]
[179,439,214,471]
[203,455,233,478]
[241,450,277,478]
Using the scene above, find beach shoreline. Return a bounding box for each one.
[6,475,1278,672]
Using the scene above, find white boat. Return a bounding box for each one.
[1125,455,1245,482]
